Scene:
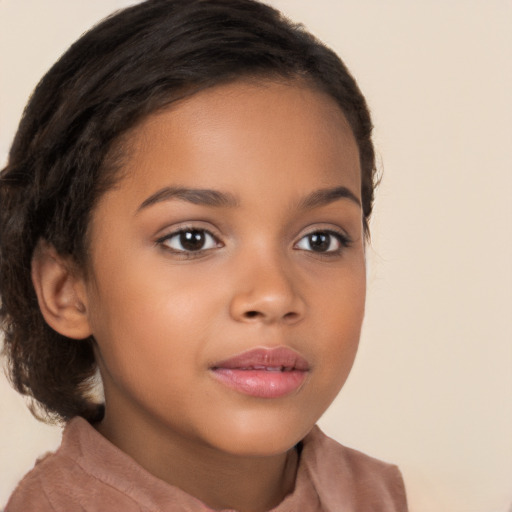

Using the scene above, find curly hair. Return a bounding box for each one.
[0,0,376,424]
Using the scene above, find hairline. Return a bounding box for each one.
[79,72,363,273]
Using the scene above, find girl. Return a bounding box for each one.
[0,0,407,510]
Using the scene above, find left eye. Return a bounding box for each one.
[295,231,347,253]
[160,229,219,252]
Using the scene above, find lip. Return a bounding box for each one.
[210,347,310,398]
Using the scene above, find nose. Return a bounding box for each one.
[229,254,306,325]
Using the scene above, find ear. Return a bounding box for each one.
[31,240,92,340]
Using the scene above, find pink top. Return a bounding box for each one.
[6,418,408,511]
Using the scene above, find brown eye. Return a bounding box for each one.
[161,229,218,252]
[180,230,206,251]
[308,232,331,252]
[295,230,350,253]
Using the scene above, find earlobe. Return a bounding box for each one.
[31,241,92,340]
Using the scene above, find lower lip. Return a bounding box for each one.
[210,369,307,398]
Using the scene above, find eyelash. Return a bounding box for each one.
[156,227,221,258]
[295,229,352,257]
[156,227,352,258]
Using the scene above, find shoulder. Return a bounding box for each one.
[4,418,141,512]
[5,449,75,512]
[301,426,408,512]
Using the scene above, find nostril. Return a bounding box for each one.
[242,310,299,321]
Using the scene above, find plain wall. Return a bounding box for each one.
[1,1,511,510]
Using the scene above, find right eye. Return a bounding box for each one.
[158,228,220,253]
[294,229,351,255]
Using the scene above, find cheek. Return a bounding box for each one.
[85,254,221,374]
[310,260,366,385]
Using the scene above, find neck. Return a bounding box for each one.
[97,408,299,512]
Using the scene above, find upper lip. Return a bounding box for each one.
[211,347,310,371]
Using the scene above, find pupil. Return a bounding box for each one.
[310,232,329,252]
[180,230,205,251]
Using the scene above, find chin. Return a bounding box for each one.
[201,407,319,457]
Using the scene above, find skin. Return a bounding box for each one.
[53,80,366,511]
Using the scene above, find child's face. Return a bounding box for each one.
[82,80,365,456]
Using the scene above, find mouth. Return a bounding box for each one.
[210,347,310,398]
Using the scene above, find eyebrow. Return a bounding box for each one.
[298,186,361,209]
[137,186,239,211]
[137,185,360,212]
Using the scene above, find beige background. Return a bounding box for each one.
[1,1,511,510]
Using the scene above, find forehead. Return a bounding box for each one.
[107,79,361,206]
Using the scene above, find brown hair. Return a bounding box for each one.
[0,0,376,424]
